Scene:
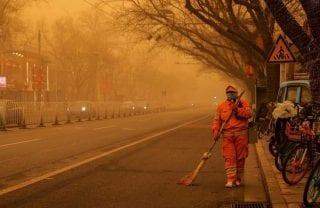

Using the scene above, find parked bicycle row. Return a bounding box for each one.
[254,80,320,207]
[258,101,320,207]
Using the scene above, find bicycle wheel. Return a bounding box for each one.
[275,154,284,171]
[269,137,278,157]
[275,142,299,172]
[257,125,265,139]
[266,122,275,137]
[275,145,288,171]
[282,145,310,185]
[303,160,320,207]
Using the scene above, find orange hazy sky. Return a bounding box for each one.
[25,0,90,23]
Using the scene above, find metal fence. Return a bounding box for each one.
[0,101,194,129]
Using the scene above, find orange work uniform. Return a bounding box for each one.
[212,98,252,183]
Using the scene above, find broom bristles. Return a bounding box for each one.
[178,158,207,186]
[177,172,195,186]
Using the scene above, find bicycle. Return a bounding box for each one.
[257,102,276,139]
[270,117,299,171]
[283,103,320,185]
[303,159,320,207]
[281,133,319,185]
[301,102,320,206]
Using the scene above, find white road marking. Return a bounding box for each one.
[41,146,64,154]
[0,139,42,149]
[94,126,116,131]
[0,157,19,164]
[0,115,209,196]
[122,128,136,131]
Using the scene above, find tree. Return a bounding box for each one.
[49,9,191,102]
[50,12,119,101]
[104,0,285,105]
[0,0,45,50]
[263,0,320,104]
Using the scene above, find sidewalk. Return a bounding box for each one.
[244,144,268,203]
[255,138,304,208]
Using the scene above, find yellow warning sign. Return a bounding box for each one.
[267,35,296,63]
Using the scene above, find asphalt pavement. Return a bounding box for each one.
[0,108,266,207]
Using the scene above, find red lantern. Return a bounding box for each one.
[245,65,254,77]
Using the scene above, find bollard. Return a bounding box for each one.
[96,108,101,120]
[19,117,27,129]
[104,109,108,119]
[53,114,60,125]
[66,112,72,124]
[38,114,45,127]
[78,113,82,122]
[88,112,92,121]
[0,114,7,131]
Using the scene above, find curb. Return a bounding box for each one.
[255,140,288,208]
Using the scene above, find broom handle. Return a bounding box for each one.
[207,91,245,153]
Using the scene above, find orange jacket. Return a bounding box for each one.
[212,99,252,133]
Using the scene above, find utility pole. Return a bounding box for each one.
[37,29,42,103]
[0,29,4,100]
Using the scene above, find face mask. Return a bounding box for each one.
[227,93,237,101]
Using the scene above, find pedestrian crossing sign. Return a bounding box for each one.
[267,35,296,63]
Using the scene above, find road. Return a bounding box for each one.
[0,108,266,207]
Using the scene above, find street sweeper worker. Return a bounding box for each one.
[212,85,252,188]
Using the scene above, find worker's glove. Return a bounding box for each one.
[202,152,211,160]
[232,101,243,113]
[232,104,238,113]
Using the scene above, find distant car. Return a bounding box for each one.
[121,101,136,111]
[0,100,23,126]
[68,101,92,117]
[277,80,311,106]
[135,100,150,113]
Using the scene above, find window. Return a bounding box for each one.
[301,86,312,104]
[286,86,299,103]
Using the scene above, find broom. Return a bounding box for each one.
[178,91,245,186]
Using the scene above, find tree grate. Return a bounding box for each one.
[222,202,270,208]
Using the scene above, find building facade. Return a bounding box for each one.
[0,50,50,102]
[280,62,309,84]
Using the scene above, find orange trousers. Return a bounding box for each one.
[222,132,249,182]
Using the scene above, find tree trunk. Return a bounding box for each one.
[267,64,280,99]
[254,64,280,114]
[309,61,320,104]
[263,0,320,105]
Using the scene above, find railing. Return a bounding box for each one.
[0,101,195,129]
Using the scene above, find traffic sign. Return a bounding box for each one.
[267,35,296,63]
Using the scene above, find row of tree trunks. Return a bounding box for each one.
[256,65,280,109]
[309,62,320,104]
[263,0,320,105]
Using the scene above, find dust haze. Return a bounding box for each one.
[1,0,251,108]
